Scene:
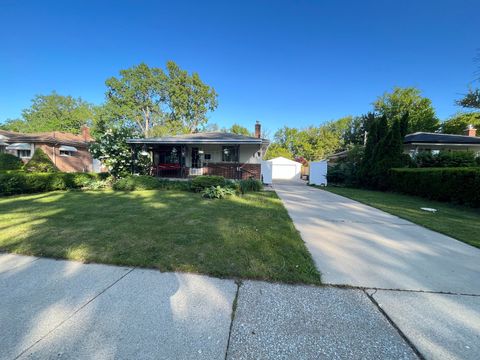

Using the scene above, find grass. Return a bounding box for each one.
[323,186,480,249]
[0,190,320,284]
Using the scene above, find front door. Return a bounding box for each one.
[191,147,201,168]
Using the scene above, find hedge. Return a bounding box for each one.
[112,175,192,192]
[389,167,480,207]
[0,172,102,196]
[23,148,58,173]
[0,153,23,171]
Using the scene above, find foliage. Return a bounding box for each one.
[0,172,102,195]
[389,167,480,207]
[89,127,150,178]
[373,87,439,133]
[1,92,94,134]
[264,143,293,160]
[441,112,480,134]
[0,153,23,171]
[105,61,218,137]
[202,185,236,199]
[23,148,58,173]
[228,123,252,136]
[456,89,480,109]
[112,175,191,191]
[358,115,410,189]
[326,145,364,186]
[239,178,263,193]
[191,175,226,192]
[412,150,478,168]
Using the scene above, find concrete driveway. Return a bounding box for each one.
[275,182,480,359]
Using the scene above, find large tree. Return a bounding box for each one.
[104,61,218,137]
[374,87,439,133]
[1,92,94,134]
[228,123,251,136]
[456,89,480,110]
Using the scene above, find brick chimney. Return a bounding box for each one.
[465,124,477,137]
[81,125,91,141]
[255,121,261,139]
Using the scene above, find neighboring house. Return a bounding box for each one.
[0,126,97,172]
[327,125,480,163]
[127,122,269,179]
[404,126,480,155]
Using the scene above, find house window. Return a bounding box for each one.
[17,149,31,158]
[204,154,211,160]
[60,150,74,156]
[222,146,239,162]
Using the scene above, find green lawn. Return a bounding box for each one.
[323,186,480,249]
[0,190,320,284]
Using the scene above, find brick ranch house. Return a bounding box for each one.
[0,126,99,172]
[127,122,270,179]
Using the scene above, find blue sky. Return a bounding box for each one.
[0,0,478,135]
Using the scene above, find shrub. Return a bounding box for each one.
[112,175,192,191]
[202,185,236,199]
[0,171,103,195]
[0,153,23,171]
[239,178,263,193]
[191,176,225,192]
[412,150,477,168]
[389,167,480,207]
[23,148,58,173]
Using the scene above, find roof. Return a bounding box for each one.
[267,156,302,165]
[127,132,269,145]
[0,130,92,147]
[404,132,480,145]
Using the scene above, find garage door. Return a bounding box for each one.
[272,164,298,180]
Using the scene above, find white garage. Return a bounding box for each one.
[261,157,302,183]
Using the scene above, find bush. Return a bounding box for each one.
[412,150,477,168]
[0,172,104,195]
[202,185,236,199]
[191,176,226,192]
[112,175,192,192]
[239,178,263,193]
[23,148,58,172]
[0,153,23,171]
[389,167,480,207]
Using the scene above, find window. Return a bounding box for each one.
[204,154,211,160]
[18,149,31,158]
[60,150,74,156]
[222,146,239,162]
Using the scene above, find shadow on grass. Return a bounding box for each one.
[0,190,320,284]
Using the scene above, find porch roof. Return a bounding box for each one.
[127,132,269,145]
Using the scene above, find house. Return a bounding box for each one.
[127,122,269,179]
[0,126,98,172]
[326,125,480,163]
[404,126,480,155]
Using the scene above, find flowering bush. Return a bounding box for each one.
[89,127,150,178]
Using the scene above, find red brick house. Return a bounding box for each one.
[0,126,98,172]
[127,122,270,179]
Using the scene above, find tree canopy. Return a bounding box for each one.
[373,87,439,133]
[441,112,480,134]
[228,123,252,136]
[1,92,94,134]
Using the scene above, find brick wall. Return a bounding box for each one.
[202,163,261,180]
[37,144,93,172]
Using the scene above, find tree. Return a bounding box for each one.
[228,123,251,136]
[1,92,94,134]
[164,61,218,134]
[24,148,58,173]
[264,144,293,160]
[441,112,480,134]
[456,89,480,110]
[89,127,150,178]
[104,61,218,137]
[374,87,439,133]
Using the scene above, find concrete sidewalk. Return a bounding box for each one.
[1,253,417,360]
[274,182,480,360]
